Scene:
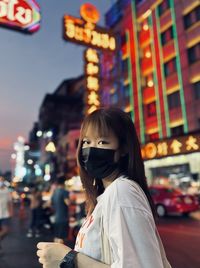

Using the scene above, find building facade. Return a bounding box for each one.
[35,76,85,181]
[100,0,200,188]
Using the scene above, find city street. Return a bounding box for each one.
[1,204,200,268]
[0,204,53,268]
[158,214,200,268]
[0,0,200,267]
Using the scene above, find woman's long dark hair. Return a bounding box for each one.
[77,107,156,217]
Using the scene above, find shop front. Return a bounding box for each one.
[141,132,200,194]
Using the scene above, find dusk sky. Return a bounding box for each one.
[0,0,111,172]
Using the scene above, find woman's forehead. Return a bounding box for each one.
[82,123,113,138]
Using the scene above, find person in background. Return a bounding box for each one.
[26,185,43,238]
[0,176,13,247]
[37,108,171,268]
[51,175,70,244]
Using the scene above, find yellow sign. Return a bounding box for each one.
[84,48,100,114]
[142,133,200,160]
[80,3,100,24]
[63,15,116,51]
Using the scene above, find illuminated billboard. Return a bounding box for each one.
[63,3,116,114]
[141,133,200,160]
[0,0,40,33]
[63,3,116,51]
[84,48,100,114]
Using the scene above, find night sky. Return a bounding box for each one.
[0,0,111,172]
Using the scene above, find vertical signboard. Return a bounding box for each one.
[63,3,116,114]
[84,48,100,114]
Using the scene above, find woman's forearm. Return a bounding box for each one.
[75,252,110,268]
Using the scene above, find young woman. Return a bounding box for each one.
[37,108,171,268]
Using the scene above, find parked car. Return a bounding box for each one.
[149,185,199,217]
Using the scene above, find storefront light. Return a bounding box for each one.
[45,142,56,152]
[44,174,51,181]
[147,80,154,87]
[35,167,42,176]
[27,159,33,165]
[18,136,25,143]
[36,130,43,137]
[46,131,53,138]
[143,23,149,31]
[24,145,30,150]
[145,51,151,58]
[11,153,16,160]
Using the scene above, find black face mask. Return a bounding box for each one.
[81,147,118,179]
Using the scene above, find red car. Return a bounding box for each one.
[149,185,199,217]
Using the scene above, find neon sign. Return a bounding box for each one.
[84,48,100,114]
[141,133,200,160]
[63,3,116,51]
[0,0,40,33]
[80,3,100,24]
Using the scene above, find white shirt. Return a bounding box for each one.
[75,176,165,268]
[0,187,11,219]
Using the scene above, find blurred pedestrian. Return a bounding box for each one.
[0,176,13,246]
[37,108,171,268]
[26,185,43,238]
[51,175,70,244]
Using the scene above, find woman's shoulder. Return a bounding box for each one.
[108,175,142,195]
[105,176,151,213]
[115,175,140,189]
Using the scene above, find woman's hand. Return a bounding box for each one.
[37,242,72,268]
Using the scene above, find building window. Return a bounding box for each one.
[121,33,126,47]
[193,81,200,99]
[121,58,128,74]
[124,84,130,98]
[187,43,200,64]
[161,27,173,45]
[196,5,200,21]
[144,73,154,87]
[183,5,200,29]
[65,143,69,152]
[146,102,156,117]
[164,58,176,77]
[171,125,184,136]
[136,0,145,5]
[184,13,193,29]
[111,93,118,104]
[158,0,170,16]
[167,91,180,109]
[149,132,159,141]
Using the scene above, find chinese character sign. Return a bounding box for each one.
[63,3,116,51]
[141,133,200,160]
[63,15,116,51]
[0,0,40,33]
[84,48,100,114]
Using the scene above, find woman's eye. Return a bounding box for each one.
[98,140,108,145]
[82,140,89,145]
